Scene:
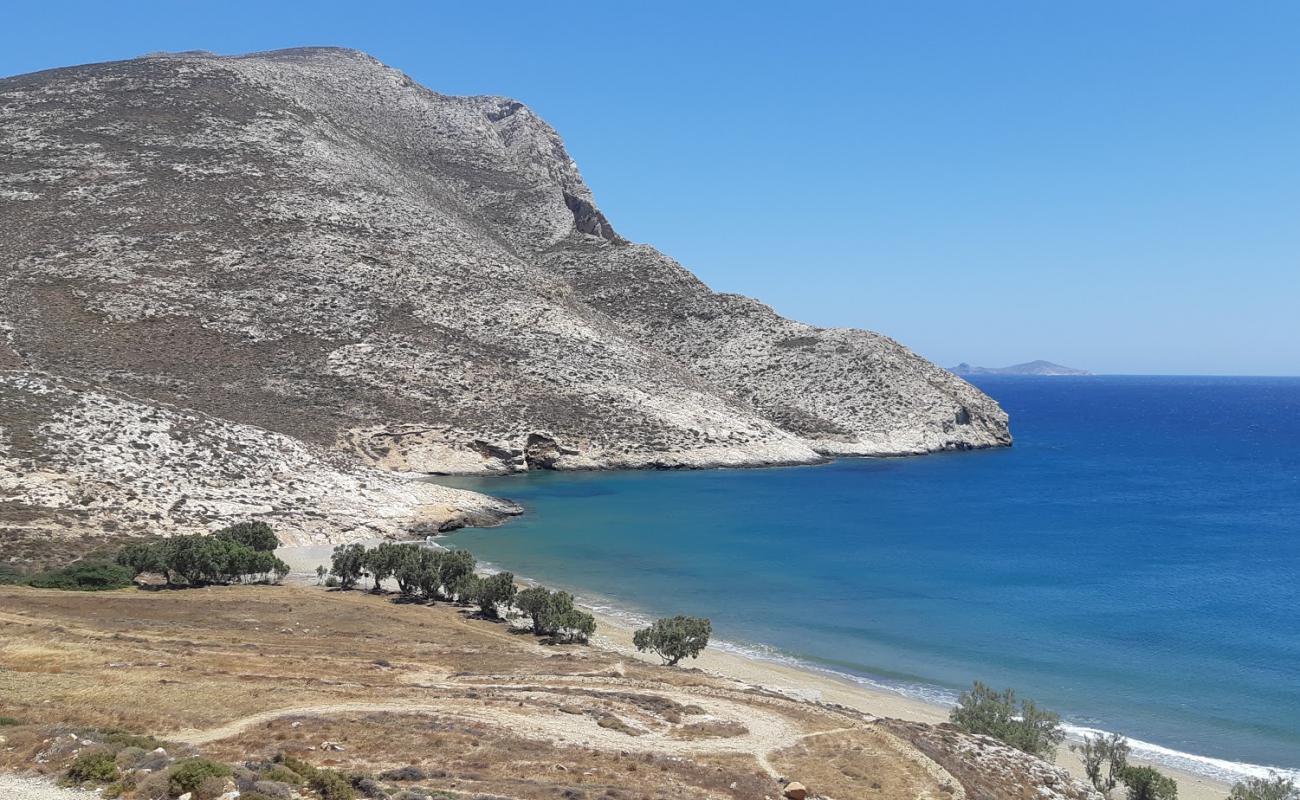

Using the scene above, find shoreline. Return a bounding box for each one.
[278,544,1237,799]
[581,606,1233,800]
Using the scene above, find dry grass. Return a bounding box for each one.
[0,583,958,799]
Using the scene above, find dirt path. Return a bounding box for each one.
[169,681,839,778]
[0,775,102,800]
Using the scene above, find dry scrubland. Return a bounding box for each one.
[0,583,1105,800]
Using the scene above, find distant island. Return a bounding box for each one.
[949,360,1092,376]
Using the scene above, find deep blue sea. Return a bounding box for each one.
[441,376,1300,781]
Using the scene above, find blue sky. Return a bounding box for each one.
[4,2,1298,375]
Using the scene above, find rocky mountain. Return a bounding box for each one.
[949,361,1091,376]
[0,47,1010,549]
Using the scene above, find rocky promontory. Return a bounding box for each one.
[0,47,1010,547]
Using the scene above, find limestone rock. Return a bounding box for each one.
[782,781,808,800]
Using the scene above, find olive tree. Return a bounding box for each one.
[552,607,596,643]
[633,616,711,666]
[515,586,554,634]
[949,682,1065,761]
[438,550,476,600]
[1072,732,1130,796]
[472,571,517,618]
[213,521,279,552]
[365,542,419,593]
[330,543,367,590]
[116,541,167,578]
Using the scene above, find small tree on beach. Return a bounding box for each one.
[330,544,367,590]
[552,607,596,643]
[949,682,1064,761]
[411,548,445,601]
[438,550,476,600]
[1119,765,1178,800]
[472,571,517,619]
[1072,732,1130,796]
[1230,774,1299,800]
[315,565,328,585]
[633,616,711,666]
[515,586,554,634]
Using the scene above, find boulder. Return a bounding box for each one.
[783,782,808,800]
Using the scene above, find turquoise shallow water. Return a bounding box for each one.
[440,376,1300,780]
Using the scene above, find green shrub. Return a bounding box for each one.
[1230,774,1298,800]
[0,716,20,726]
[324,574,340,588]
[66,749,119,783]
[949,681,1065,760]
[168,758,233,796]
[277,754,354,800]
[1119,765,1178,800]
[114,746,147,769]
[312,770,356,800]
[27,561,134,591]
[101,729,166,751]
[259,764,303,784]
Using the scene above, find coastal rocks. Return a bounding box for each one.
[0,371,520,556]
[0,46,1010,492]
[888,721,1104,800]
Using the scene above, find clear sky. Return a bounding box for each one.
[4,2,1298,375]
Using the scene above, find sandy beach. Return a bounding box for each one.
[278,542,1233,800]
[586,607,1231,800]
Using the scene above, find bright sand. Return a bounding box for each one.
[584,607,1231,800]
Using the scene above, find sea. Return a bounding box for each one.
[439,376,1300,783]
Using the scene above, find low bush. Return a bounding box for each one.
[27,561,134,591]
[0,716,20,725]
[1119,765,1178,800]
[352,775,386,798]
[949,681,1065,760]
[277,753,356,800]
[260,764,303,784]
[380,766,428,782]
[66,749,119,783]
[252,780,295,799]
[168,757,233,797]
[101,729,166,751]
[114,746,147,769]
[132,768,171,800]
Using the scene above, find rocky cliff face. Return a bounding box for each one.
[0,48,1009,546]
